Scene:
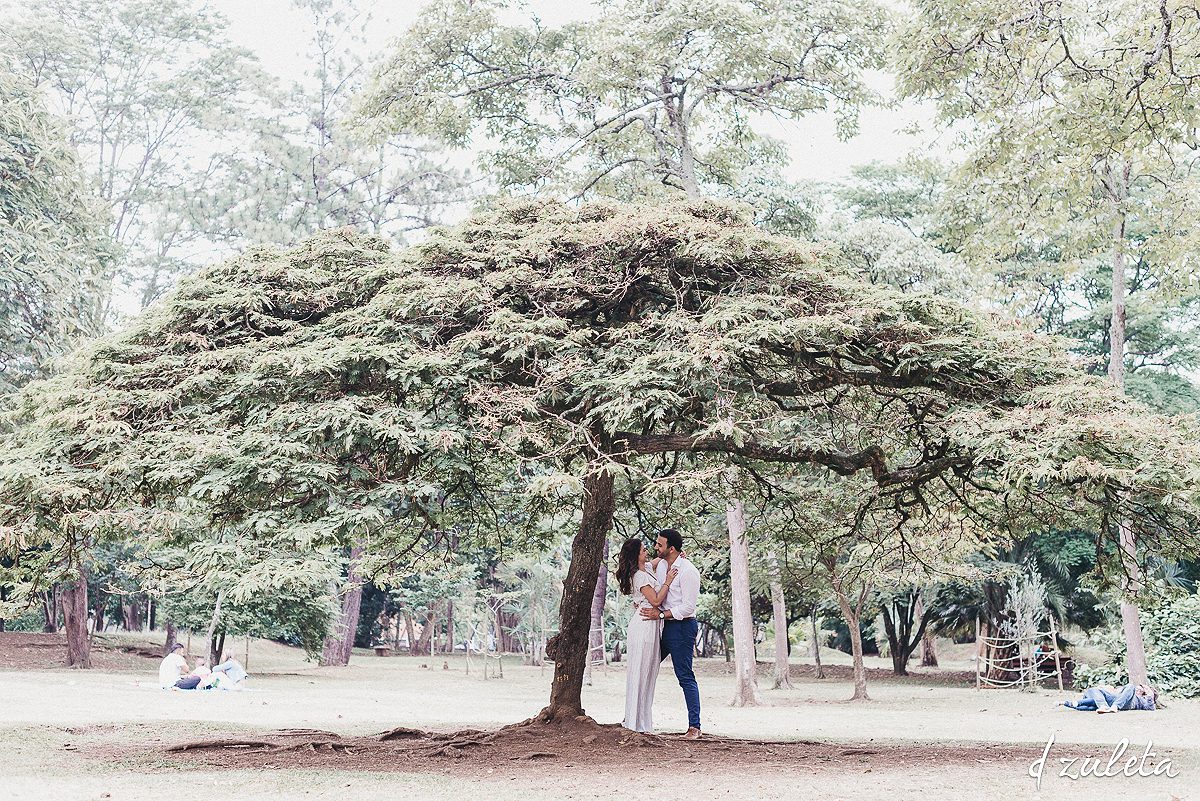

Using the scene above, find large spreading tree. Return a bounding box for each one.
[3,201,1199,716]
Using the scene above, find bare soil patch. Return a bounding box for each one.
[141,717,1042,777]
[776,662,977,686]
[0,631,161,671]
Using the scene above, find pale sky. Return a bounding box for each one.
[209,0,946,186]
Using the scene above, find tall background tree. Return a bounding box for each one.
[2,0,462,315]
[894,0,1200,687]
[0,66,109,396]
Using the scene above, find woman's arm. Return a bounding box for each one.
[639,568,678,607]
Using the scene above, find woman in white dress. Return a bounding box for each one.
[616,537,677,733]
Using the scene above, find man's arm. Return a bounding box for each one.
[668,563,700,620]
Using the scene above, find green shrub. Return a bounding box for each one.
[1,609,47,632]
[1075,594,1200,697]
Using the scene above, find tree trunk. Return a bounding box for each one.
[811,609,825,679]
[210,631,226,666]
[1118,521,1149,685]
[91,590,106,639]
[205,588,225,665]
[42,587,59,632]
[727,498,761,706]
[585,539,610,686]
[319,545,365,667]
[916,593,938,667]
[444,599,455,655]
[61,572,92,668]
[832,580,870,700]
[880,591,927,676]
[660,75,700,199]
[769,552,792,689]
[404,609,417,652]
[415,610,434,656]
[1104,160,1150,688]
[542,466,616,721]
[164,622,178,656]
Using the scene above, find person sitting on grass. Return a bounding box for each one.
[158,643,201,690]
[1061,683,1159,713]
[189,656,212,687]
[207,657,249,690]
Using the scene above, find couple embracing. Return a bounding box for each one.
[615,528,702,739]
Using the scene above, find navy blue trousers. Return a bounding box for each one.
[661,618,700,729]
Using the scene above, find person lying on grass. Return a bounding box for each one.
[1061,683,1159,713]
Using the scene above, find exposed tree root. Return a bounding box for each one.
[165,739,277,753]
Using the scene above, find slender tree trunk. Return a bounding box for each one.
[916,593,938,667]
[164,622,178,657]
[810,609,825,679]
[415,610,434,656]
[444,600,455,655]
[90,590,106,640]
[880,593,927,676]
[1104,160,1150,688]
[769,552,792,689]
[660,76,700,199]
[404,609,417,652]
[211,631,226,666]
[206,588,225,665]
[319,545,365,667]
[42,588,59,633]
[61,573,91,668]
[727,499,761,706]
[542,466,615,721]
[585,539,610,686]
[832,579,870,700]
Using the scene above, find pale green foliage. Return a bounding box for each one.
[2,0,458,312]
[496,549,566,662]
[0,66,108,393]
[1,0,264,308]
[1001,570,1048,643]
[3,201,1199,613]
[358,0,888,201]
[206,0,462,249]
[893,0,1200,406]
[159,586,336,660]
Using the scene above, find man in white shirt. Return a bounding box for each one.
[640,528,702,738]
[158,642,199,690]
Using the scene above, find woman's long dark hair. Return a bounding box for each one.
[616,538,644,595]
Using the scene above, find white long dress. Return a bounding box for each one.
[623,568,663,733]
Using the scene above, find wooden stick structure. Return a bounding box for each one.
[974,616,981,691]
[1049,615,1064,693]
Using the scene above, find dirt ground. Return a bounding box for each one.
[0,631,167,672]
[1,631,1194,801]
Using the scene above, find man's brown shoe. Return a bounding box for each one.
[682,727,702,739]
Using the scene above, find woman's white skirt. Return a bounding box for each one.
[623,613,663,733]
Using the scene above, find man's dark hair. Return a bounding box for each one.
[658,528,684,552]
